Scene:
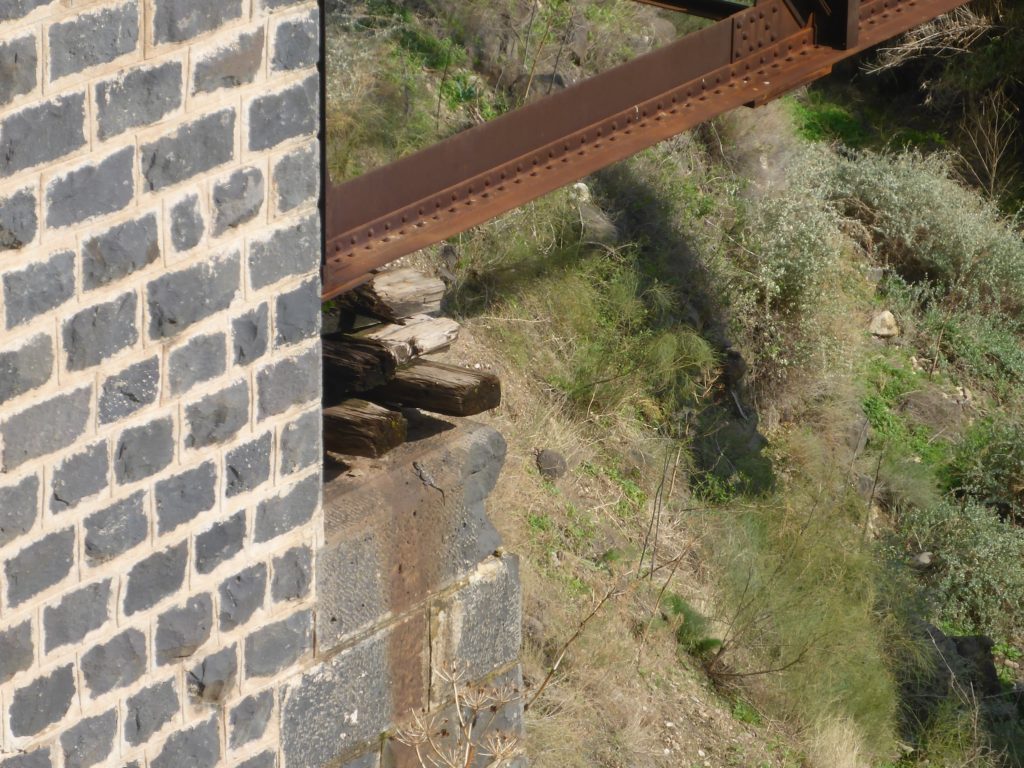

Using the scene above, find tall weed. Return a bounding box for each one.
[699,460,904,761]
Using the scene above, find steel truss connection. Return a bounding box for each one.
[322,0,967,299]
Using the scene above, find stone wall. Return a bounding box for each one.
[0,1,323,766]
[0,3,527,766]
[285,417,524,768]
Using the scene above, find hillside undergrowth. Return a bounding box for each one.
[327,2,1024,765]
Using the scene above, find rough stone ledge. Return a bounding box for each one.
[283,416,524,768]
[317,416,507,651]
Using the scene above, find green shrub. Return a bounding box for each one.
[861,356,954,473]
[594,143,846,393]
[395,24,466,70]
[863,392,950,465]
[732,195,839,318]
[923,309,1024,397]
[701,478,903,760]
[894,500,1024,638]
[325,17,438,180]
[828,151,1024,315]
[665,594,722,658]
[724,155,843,388]
[538,254,719,422]
[452,191,719,430]
[947,420,1024,519]
[904,697,1003,768]
[325,4,493,182]
[732,699,764,726]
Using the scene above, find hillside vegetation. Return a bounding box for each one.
[327,2,1024,765]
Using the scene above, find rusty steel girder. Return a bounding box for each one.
[322,0,967,299]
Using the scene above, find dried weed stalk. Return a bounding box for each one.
[396,663,525,768]
[958,86,1020,199]
[864,7,992,74]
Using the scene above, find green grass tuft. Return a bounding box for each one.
[789,92,872,147]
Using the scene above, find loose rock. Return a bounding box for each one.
[911,551,934,570]
[535,448,567,480]
[869,310,900,338]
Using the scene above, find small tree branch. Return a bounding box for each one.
[525,583,626,710]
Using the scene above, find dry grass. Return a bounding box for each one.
[414,91,899,768]
[434,315,805,768]
[805,717,872,768]
[865,7,992,74]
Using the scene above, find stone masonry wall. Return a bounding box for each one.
[0,1,323,767]
[284,419,524,768]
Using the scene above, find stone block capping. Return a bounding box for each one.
[0,0,322,765]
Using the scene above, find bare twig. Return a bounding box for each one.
[521,0,540,66]
[546,11,575,96]
[864,449,884,541]
[525,583,626,711]
[636,552,687,667]
[958,85,1020,199]
[708,636,823,679]
[638,451,671,577]
[522,19,553,106]
[435,54,452,132]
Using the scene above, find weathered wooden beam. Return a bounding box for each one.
[322,336,396,400]
[323,399,408,458]
[364,360,501,416]
[342,268,445,321]
[355,315,460,365]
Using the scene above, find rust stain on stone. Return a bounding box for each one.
[386,468,448,615]
[384,607,431,768]
[321,421,506,763]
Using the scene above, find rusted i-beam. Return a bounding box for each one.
[322,0,967,299]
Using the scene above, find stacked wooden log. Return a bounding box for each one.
[322,267,501,458]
